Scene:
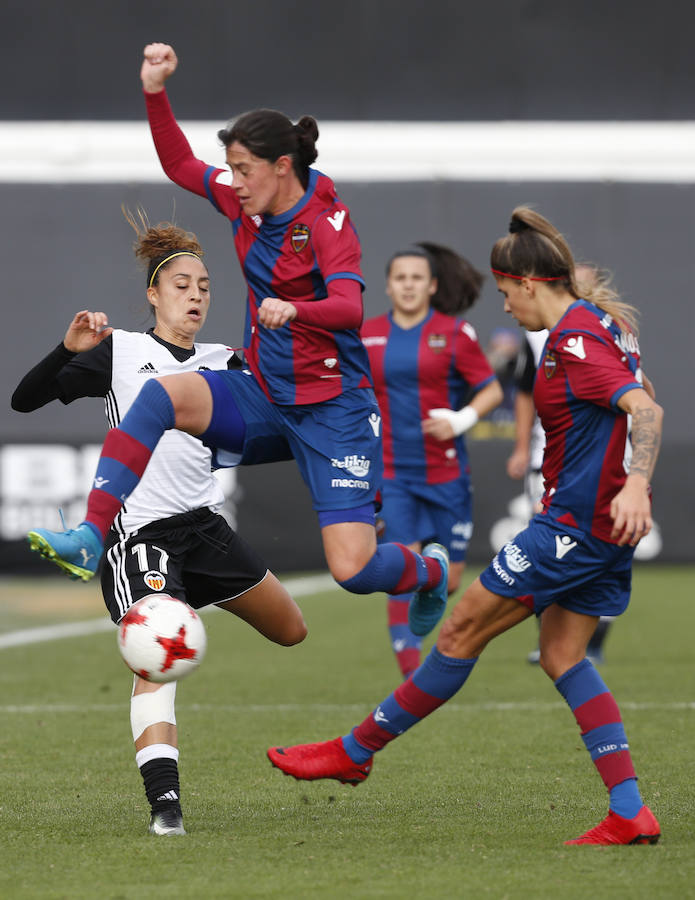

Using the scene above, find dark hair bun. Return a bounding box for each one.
[295,116,319,167]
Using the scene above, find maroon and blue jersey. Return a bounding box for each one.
[362,309,495,483]
[535,300,644,542]
[146,90,372,405]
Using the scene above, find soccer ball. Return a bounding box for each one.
[118,594,207,683]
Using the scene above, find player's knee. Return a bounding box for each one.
[275,615,308,646]
[436,595,485,656]
[334,557,377,593]
[330,552,373,588]
[436,614,468,654]
[539,649,585,681]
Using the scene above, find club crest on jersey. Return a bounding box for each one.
[427,334,447,352]
[144,571,166,591]
[544,351,557,378]
[291,224,310,253]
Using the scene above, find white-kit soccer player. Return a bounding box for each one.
[15,211,306,835]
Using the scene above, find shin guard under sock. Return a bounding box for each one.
[555,658,642,817]
[85,380,175,538]
[342,647,477,763]
[338,543,442,596]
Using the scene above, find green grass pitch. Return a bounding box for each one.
[1,565,693,899]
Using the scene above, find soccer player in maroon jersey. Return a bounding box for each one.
[27,43,450,639]
[268,207,664,847]
[512,266,618,666]
[362,244,502,676]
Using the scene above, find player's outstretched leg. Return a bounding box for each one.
[26,380,176,581]
[268,646,476,783]
[408,543,450,636]
[556,658,660,846]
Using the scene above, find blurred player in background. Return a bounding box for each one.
[362,243,502,676]
[17,212,306,836]
[484,326,523,430]
[268,206,663,847]
[27,42,451,640]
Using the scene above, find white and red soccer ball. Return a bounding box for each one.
[118,594,207,683]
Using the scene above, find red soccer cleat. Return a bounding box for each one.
[564,805,660,845]
[267,737,372,786]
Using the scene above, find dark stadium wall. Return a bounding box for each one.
[0,180,691,566]
[2,0,694,121]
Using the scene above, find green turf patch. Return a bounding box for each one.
[0,565,693,898]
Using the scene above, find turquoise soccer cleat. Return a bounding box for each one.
[408,542,450,637]
[27,523,103,582]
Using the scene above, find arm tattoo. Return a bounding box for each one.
[629,407,662,481]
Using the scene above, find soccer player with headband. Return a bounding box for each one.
[267,206,664,848]
[18,210,307,836]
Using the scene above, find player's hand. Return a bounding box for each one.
[422,414,455,442]
[506,446,530,479]
[423,406,479,441]
[609,475,652,546]
[63,310,113,353]
[141,43,178,92]
[258,297,297,330]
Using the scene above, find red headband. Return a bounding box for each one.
[491,268,565,282]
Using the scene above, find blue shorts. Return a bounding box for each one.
[380,477,472,563]
[479,513,634,617]
[201,368,382,515]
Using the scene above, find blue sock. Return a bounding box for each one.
[610,778,643,818]
[342,647,478,762]
[117,379,176,449]
[342,731,375,764]
[338,543,431,595]
[555,658,642,818]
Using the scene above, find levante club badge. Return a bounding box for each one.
[544,351,557,378]
[427,334,447,353]
[291,224,310,252]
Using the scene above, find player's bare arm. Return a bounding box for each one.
[641,371,656,400]
[141,42,178,93]
[610,388,663,545]
[506,390,535,479]
[63,310,113,353]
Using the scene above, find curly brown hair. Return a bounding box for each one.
[122,206,205,287]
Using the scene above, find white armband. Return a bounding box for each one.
[428,405,479,436]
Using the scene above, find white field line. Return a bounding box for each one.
[0,701,693,715]
[0,572,338,650]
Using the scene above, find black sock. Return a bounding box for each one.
[139,757,182,814]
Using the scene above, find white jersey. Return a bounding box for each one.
[106,330,235,535]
